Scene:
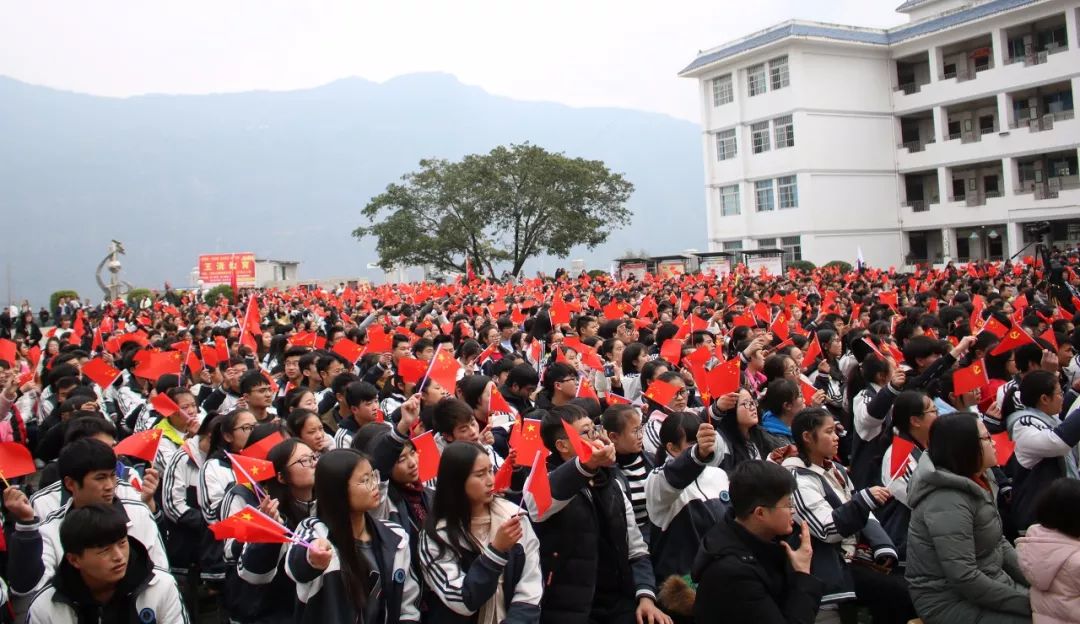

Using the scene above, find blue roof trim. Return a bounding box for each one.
[680,0,1038,75]
[896,0,931,11]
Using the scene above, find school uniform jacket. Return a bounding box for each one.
[1006,406,1080,533]
[197,454,235,581]
[419,498,542,624]
[8,498,169,597]
[645,444,731,583]
[782,456,896,605]
[162,441,207,577]
[29,478,142,520]
[232,500,315,624]
[25,540,188,624]
[285,515,421,624]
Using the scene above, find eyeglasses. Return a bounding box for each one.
[557,378,578,385]
[352,470,381,490]
[232,424,257,434]
[628,426,644,438]
[289,454,318,469]
[674,388,690,398]
[579,428,602,440]
[766,502,796,511]
[738,400,758,409]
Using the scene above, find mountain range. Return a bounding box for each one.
[0,72,706,307]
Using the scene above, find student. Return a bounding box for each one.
[759,378,806,447]
[692,460,823,624]
[782,409,911,623]
[286,449,421,623]
[848,354,902,489]
[621,342,648,403]
[527,404,665,624]
[419,441,543,623]
[233,438,318,623]
[645,412,730,593]
[536,362,579,410]
[5,438,169,597]
[334,380,382,449]
[197,409,257,582]
[161,413,214,581]
[906,413,1032,623]
[711,386,783,469]
[1006,370,1080,534]
[24,503,188,623]
[603,403,653,537]
[239,370,277,423]
[1016,478,1080,624]
[876,390,938,564]
[361,394,431,546]
[498,364,539,416]
[286,408,334,456]
[432,397,502,472]
[152,386,201,472]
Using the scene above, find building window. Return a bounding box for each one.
[747,63,767,97]
[751,121,771,154]
[719,185,740,216]
[755,179,775,211]
[722,240,744,251]
[777,175,799,209]
[755,237,776,249]
[781,236,802,262]
[774,115,794,148]
[711,74,733,106]
[769,56,790,90]
[715,129,737,161]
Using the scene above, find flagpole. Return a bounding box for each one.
[225,452,267,499]
[416,343,443,393]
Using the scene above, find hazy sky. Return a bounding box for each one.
[1,1,907,122]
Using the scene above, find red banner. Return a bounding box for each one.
[199,252,256,286]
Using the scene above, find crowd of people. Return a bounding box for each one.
[0,253,1078,624]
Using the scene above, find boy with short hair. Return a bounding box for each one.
[25,503,188,623]
[692,460,822,623]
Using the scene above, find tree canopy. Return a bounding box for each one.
[353,143,633,277]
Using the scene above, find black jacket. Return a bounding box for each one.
[692,510,823,624]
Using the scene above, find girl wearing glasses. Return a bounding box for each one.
[197,408,258,584]
[286,449,421,624]
[232,437,318,623]
[419,441,542,624]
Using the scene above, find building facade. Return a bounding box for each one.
[680,0,1079,268]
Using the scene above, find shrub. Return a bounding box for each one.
[126,288,152,307]
[786,260,816,273]
[587,269,610,279]
[49,290,80,315]
[824,260,853,273]
[206,285,234,305]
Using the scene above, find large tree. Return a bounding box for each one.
[353,143,633,276]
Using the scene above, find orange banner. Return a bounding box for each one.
[199,253,256,285]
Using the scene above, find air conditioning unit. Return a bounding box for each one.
[1029,118,1041,131]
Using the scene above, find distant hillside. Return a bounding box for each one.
[0,73,705,305]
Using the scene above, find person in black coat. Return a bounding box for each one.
[692,460,822,624]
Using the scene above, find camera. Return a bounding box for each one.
[1024,221,1052,238]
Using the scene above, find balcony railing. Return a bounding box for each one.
[900,138,935,152]
[903,199,929,212]
[1011,109,1075,131]
[897,82,921,95]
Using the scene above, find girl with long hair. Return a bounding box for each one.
[419,441,542,623]
[286,448,421,623]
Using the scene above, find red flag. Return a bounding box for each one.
[489,387,517,415]
[509,417,545,466]
[397,357,430,386]
[113,429,164,463]
[549,295,571,325]
[332,338,364,365]
[524,450,552,517]
[151,393,181,418]
[133,350,184,381]
[215,336,230,364]
[576,378,599,401]
[660,339,683,366]
[493,455,514,493]
[27,345,41,369]
[227,452,275,485]
[643,379,680,407]
[602,301,623,321]
[799,379,817,406]
[605,393,631,405]
[0,442,37,480]
[82,357,122,389]
[991,431,1014,467]
[953,360,990,396]
[889,437,916,481]
[801,334,822,369]
[561,420,594,462]
[707,358,742,398]
[980,316,1009,339]
[0,340,15,366]
[210,506,292,544]
[1039,328,1058,351]
[412,430,441,482]
[240,431,286,461]
[990,327,1035,356]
